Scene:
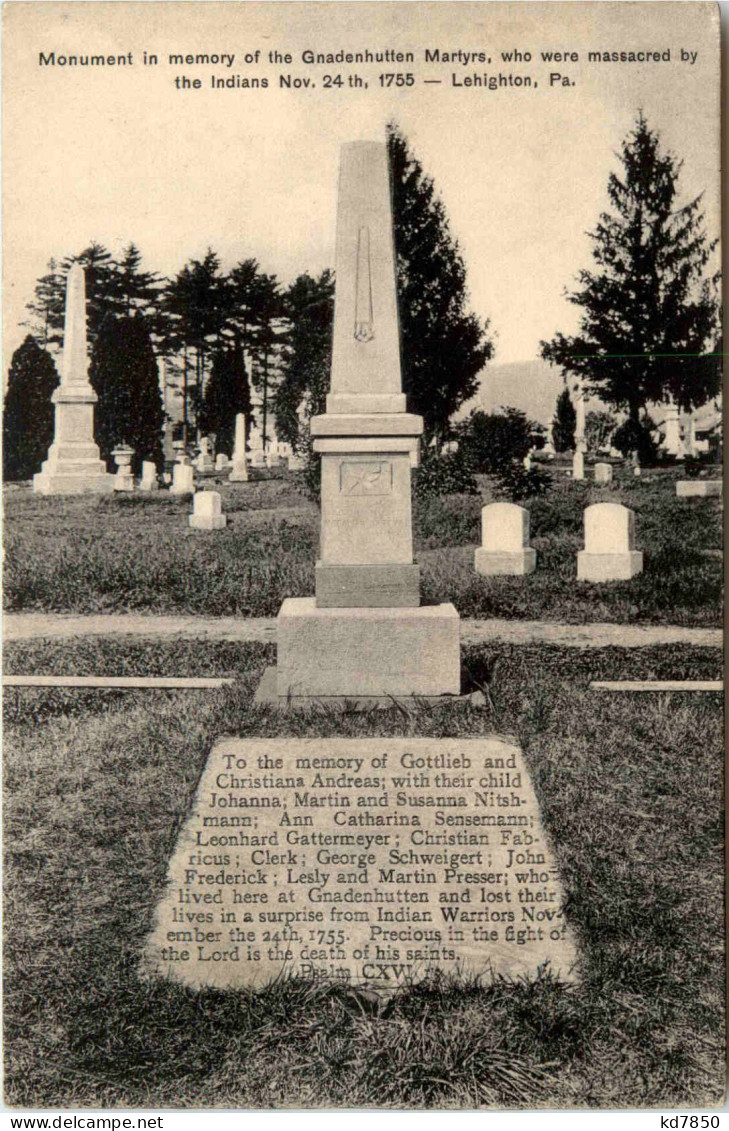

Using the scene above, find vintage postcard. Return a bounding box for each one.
[2,0,723,1115]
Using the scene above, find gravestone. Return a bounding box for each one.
[33,265,114,495]
[676,479,722,498]
[195,437,215,472]
[577,503,643,581]
[249,425,266,468]
[189,491,226,530]
[594,463,613,484]
[112,445,135,491]
[266,440,282,469]
[475,503,536,576]
[139,460,159,491]
[141,738,577,991]
[215,453,229,472]
[259,140,460,703]
[170,462,195,496]
[229,413,249,482]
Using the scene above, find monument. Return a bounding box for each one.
[257,140,460,704]
[229,413,249,482]
[33,265,114,495]
[572,377,586,481]
[195,437,215,472]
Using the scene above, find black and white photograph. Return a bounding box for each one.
[2,0,724,1115]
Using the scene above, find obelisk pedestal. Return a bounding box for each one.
[33,264,113,495]
[260,140,460,705]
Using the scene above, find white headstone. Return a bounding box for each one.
[189,490,226,530]
[215,453,229,471]
[594,462,613,484]
[139,460,159,491]
[475,503,536,576]
[577,503,642,581]
[229,413,249,482]
[170,462,195,495]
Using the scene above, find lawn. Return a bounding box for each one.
[3,466,722,625]
[3,637,724,1109]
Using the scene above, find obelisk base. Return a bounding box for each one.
[33,387,114,495]
[33,444,114,495]
[315,561,420,607]
[257,598,461,703]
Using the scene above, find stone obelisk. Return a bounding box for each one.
[572,377,586,480]
[33,265,113,495]
[260,140,460,703]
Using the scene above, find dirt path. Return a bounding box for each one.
[3,613,722,649]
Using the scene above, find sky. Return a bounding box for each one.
[3,1,721,375]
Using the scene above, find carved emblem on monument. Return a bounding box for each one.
[353,225,375,342]
[340,460,392,495]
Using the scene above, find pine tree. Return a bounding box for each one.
[541,112,720,420]
[90,315,164,472]
[387,122,494,445]
[3,335,59,480]
[198,339,252,455]
[274,271,335,450]
[552,388,576,452]
[160,250,232,440]
[22,259,65,348]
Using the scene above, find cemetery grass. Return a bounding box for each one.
[4,467,723,626]
[3,638,724,1109]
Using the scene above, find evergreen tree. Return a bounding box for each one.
[247,272,282,446]
[22,259,65,348]
[90,315,164,472]
[198,339,252,454]
[541,112,720,420]
[274,271,334,451]
[160,250,232,440]
[387,122,494,445]
[3,335,59,480]
[115,243,165,325]
[552,388,576,452]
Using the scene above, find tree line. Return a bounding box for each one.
[4,115,721,483]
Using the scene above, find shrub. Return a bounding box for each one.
[454,407,536,475]
[494,462,553,501]
[414,450,478,499]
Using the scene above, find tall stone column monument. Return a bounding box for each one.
[572,376,586,480]
[258,140,460,703]
[33,265,113,495]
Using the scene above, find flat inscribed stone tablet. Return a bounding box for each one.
[141,739,578,991]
